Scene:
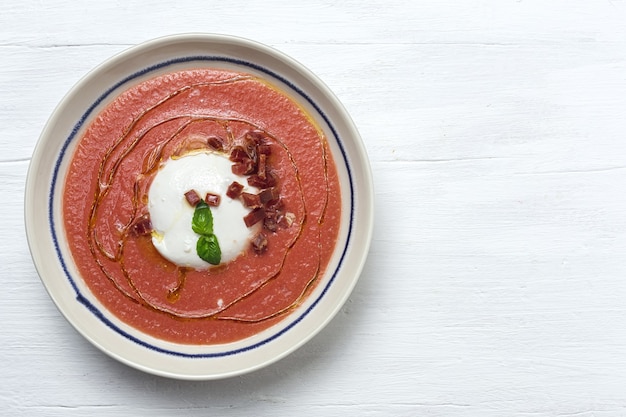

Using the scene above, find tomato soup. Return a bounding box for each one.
[63,68,341,345]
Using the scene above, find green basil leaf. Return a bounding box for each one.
[192,200,213,235]
[196,234,221,265]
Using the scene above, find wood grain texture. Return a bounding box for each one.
[3,1,626,415]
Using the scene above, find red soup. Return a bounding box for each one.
[63,68,341,345]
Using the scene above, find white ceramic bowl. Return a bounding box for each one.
[25,34,373,380]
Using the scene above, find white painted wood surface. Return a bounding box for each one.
[3,1,626,415]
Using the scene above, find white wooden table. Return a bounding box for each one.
[3,1,626,415]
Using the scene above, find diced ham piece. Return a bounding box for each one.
[280,212,296,228]
[259,187,279,206]
[257,154,267,180]
[245,129,267,144]
[241,192,261,208]
[251,233,268,254]
[184,190,201,207]
[226,181,244,199]
[263,216,278,232]
[244,137,258,160]
[229,146,248,163]
[244,207,266,228]
[257,144,272,155]
[231,159,256,175]
[207,135,224,151]
[247,171,276,188]
[130,215,152,237]
[205,192,221,207]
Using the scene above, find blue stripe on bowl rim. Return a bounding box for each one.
[48,55,355,358]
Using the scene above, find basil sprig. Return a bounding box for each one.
[192,200,221,265]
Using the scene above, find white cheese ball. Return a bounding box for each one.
[147,152,259,269]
